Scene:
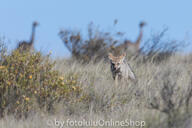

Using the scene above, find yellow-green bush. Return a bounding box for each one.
[0,50,83,118]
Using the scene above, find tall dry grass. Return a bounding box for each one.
[1,54,191,128]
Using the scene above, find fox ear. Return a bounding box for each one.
[120,53,126,60]
[108,53,114,60]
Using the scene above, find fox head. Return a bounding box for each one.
[108,53,126,70]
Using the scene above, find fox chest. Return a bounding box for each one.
[111,66,123,79]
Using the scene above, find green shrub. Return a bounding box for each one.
[0,50,84,118]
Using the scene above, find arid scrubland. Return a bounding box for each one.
[0,26,192,128]
[55,54,192,128]
[0,52,192,128]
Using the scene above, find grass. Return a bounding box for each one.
[0,45,192,127]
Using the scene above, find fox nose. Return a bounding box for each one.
[114,65,118,69]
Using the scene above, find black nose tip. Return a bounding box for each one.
[114,67,119,71]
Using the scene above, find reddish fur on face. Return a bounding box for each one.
[108,52,136,81]
[108,53,125,60]
[108,53,125,69]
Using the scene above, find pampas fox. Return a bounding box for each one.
[108,53,136,82]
